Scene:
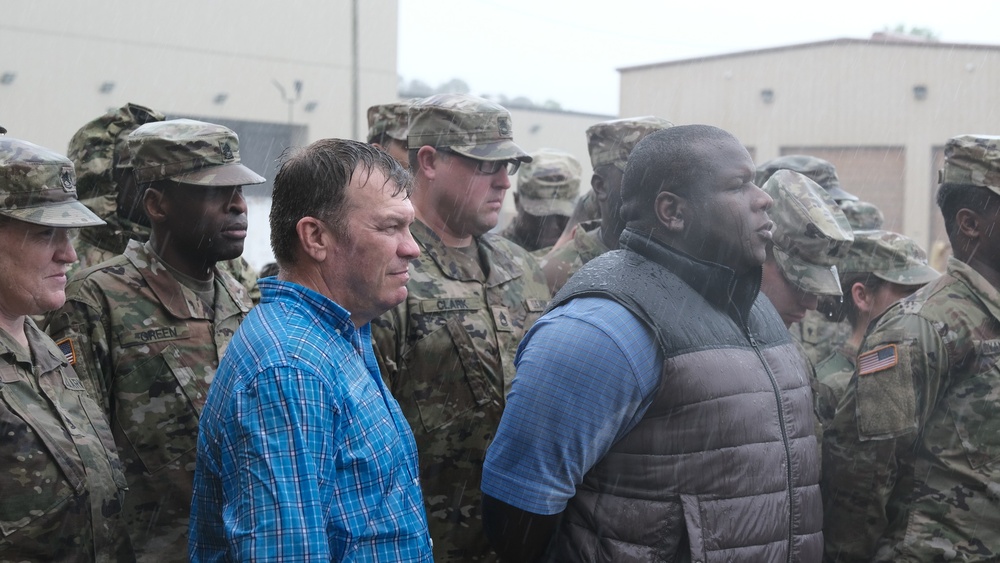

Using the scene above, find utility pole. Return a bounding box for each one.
[273,79,302,124]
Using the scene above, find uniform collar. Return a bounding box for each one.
[124,240,250,320]
[947,257,1000,323]
[410,219,524,287]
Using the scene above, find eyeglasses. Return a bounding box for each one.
[439,148,521,176]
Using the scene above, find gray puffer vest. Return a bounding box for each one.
[548,229,822,563]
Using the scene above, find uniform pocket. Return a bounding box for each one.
[115,344,199,474]
[406,318,498,433]
[0,387,82,538]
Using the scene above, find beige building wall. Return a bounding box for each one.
[619,38,1000,249]
[1,0,398,150]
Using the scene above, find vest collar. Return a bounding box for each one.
[620,228,762,323]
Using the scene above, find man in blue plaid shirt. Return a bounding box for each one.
[189,139,432,561]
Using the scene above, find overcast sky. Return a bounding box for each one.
[398,0,1000,115]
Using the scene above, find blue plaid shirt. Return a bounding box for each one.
[190,278,432,562]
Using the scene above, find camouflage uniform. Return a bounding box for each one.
[814,230,938,415]
[498,148,581,251]
[45,119,262,562]
[0,321,134,562]
[539,219,607,294]
[823,135,1000,561]
[0,137,132,562]
[66,103,261,302]
[373,94,549,561]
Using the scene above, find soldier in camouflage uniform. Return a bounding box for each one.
[498,148,580,253]
[367,101,411,167]
[756,154,867,365]
[540,116,672,294]
[66,103,262,303]
[813,230,937,420]
[759,171,854,437]
[45,119,262,562]
[0,137,133,561]
[371,93,550,562]
[823,134,1000,562]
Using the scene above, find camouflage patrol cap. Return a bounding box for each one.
[367,102,410,144]
[586,116,673,171]
[838,199,884,230]
[939,134,1000,197]
[516,148,581,217]
[839,229,938,286]
[756,155,858,202]
[764,169,854,296]
[129,119,266,186]
[407,93,531,162]
[0,137,105,227]
[67,102,165,201]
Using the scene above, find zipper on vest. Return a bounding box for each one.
[745,324,795,563]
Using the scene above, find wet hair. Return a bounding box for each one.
[620,125,739,227]
[937,182,1000,242]
[270,138,412,266]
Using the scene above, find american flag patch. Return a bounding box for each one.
[55,337,76,366]
[858,344,897,375]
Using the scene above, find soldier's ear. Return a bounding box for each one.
[654,190,685,233]
[955,208,982,240]
[143,187,168,225]
[416,146,440,179]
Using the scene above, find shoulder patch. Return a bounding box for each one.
[858,344,898,375]
[55,337,76,366]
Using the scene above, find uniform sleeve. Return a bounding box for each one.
[191,367,336,561]
[822,311,947,561]
[44,282,116,415]
[370,303,405,392]
[481,297,661,515]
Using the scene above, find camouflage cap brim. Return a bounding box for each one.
[824,185,858,202]
[0,199,105,227]
[872,264,939,286]
[450,139,532,163]
[773,247,842,296]
[169,162,266,186]
[519,196,574,217]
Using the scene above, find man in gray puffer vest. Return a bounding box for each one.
[481,124,823,562]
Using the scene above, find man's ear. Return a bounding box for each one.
[143,187,168,225]
[416,146,440,180]
[956,208,983,240]
[295,216,331,263]
[591,174,608,202]
[654,191,685,233]
[851,281,872,313]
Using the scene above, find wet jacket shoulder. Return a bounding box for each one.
[0,319,132,562]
